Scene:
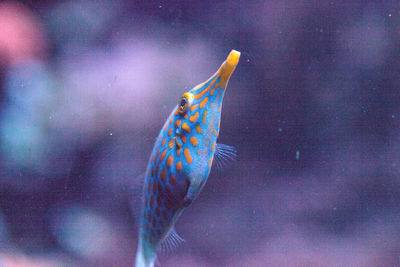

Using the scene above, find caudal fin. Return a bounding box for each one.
[135,239,156,267]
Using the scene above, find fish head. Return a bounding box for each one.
[170,50,240,186]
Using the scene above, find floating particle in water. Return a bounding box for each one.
[295,150,300,160]
[278,127,282,132]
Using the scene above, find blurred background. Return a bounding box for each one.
[0,1,399,266]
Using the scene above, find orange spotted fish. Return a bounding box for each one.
[135,50,240,267]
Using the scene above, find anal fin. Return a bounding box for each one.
[159,227,185,254]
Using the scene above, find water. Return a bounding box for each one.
[0,1,399,266]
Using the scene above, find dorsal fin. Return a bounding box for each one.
[214,143,237,169]
[159,227,185,254]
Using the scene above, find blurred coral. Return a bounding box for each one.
[0,1,399,266]
[0,2,47,65]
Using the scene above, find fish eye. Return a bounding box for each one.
[180,98,187,108]
[178,93,193,114]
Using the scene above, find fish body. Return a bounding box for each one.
[135,50,240,267]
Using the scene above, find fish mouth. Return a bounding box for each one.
[191,50,241,96]
[218,49,240,88]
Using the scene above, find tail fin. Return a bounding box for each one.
[135,239,156,267]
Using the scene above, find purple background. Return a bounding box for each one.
[0,1,399,266]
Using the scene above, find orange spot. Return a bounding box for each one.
[181,134,187,143]
[155,149,160,160]
[190,104,199,111]
[211,141,215,151]
[161,169,166,181]
[168,128,173,136]
[194,76,218,99]
[196,124,203,133]
[210,103,215,108]
[150,196,154,208]
[210,87,216,95]
[162,211,168,220]
[161,138,166,146]
[169,117,173,124]
[190,136,198,146]
[155,164,160,176]
[174,109,179,115]
[197,150,201,154]
[182,122,191,133]
[184,148,193,164]
[200,97,208,108]
[184,114,188,119]
[189,112,199,122]
[170,175,176,185]
[168,139,174,149]
[176,162,182,172]
[160,149,167,161]
[155,208,160,216]
[167,155,174,167]
[175,120,181,127]
[209,155,214,168]
[163,123,168,131]
[157,182,162,193]
[166,188,174,200]
[210,83,220,95]
[202,110,207,124]
[213,129,218,135]
[177,148,181,156]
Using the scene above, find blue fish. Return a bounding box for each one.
[135,50,240,267]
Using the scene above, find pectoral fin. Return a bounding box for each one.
[214,143,237,169]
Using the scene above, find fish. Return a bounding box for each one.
[135,50,240,267]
